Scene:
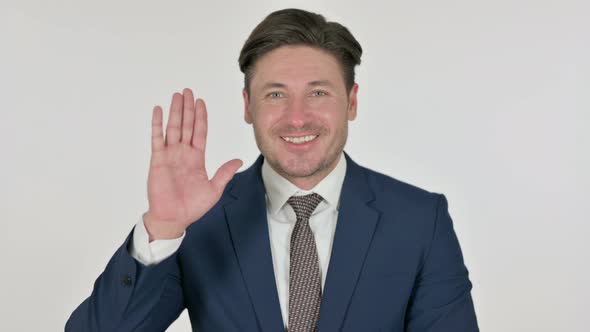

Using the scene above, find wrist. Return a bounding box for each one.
[142,212,185,242]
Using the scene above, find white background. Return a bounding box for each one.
[1,0,588,331]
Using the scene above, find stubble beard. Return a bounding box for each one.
[254,123,348,182]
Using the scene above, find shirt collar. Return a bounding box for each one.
[261,152,347,216]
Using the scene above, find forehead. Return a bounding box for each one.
[250,45,345,90]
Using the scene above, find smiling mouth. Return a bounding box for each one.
[280,135,319,144]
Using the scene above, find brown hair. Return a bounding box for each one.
[238,8,362,95]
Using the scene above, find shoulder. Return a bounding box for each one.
[355,164,453,257]
[360,164,442,206]
[354,163,449,232]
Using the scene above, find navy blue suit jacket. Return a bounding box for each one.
[67,153,478,331]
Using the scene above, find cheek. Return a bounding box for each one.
[252,110,283,135]
[250,102,277,122]
[317,107,349,130]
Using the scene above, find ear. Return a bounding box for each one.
[347,83,359,121]
[243,89,253,124]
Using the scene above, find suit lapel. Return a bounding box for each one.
[225,155,285,331]
[317,153,380,331]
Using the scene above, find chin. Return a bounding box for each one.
[278,156,327,178]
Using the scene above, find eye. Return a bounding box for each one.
[311,90,327,97]
[267,91,284,99]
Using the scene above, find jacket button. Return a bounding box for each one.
[122,274,133,287]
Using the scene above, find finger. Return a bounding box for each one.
[192,98,208,153]
[211,159,243,193]
[181,88,195,144]
[165,92,183,145]
[151,106,165,152]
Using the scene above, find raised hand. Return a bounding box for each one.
[143,88,243,241]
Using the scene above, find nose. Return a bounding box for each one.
[284,96,309,128]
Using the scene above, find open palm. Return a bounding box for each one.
[145,89,242,240]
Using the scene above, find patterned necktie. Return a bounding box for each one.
[287,193,324,332]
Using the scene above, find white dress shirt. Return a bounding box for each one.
[130,152,347,327]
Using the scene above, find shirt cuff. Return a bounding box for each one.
[129,215,186,266]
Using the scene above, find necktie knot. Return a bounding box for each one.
[287,193,323,221]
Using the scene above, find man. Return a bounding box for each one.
[66,8,479,332]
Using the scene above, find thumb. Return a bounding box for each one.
[211,159,243,193]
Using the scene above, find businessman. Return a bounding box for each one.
[67,8,479,332]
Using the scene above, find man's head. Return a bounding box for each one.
[238,9,363,189]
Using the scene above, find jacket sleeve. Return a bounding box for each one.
[405,194,479,332]
[65,227,185,332]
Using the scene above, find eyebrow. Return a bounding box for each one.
[261,80,335,91]
[261,82,287,90]
[308,80,334,88]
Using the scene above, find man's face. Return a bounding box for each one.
[243,45,358,188]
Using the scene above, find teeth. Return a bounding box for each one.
[282,135,318,144]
